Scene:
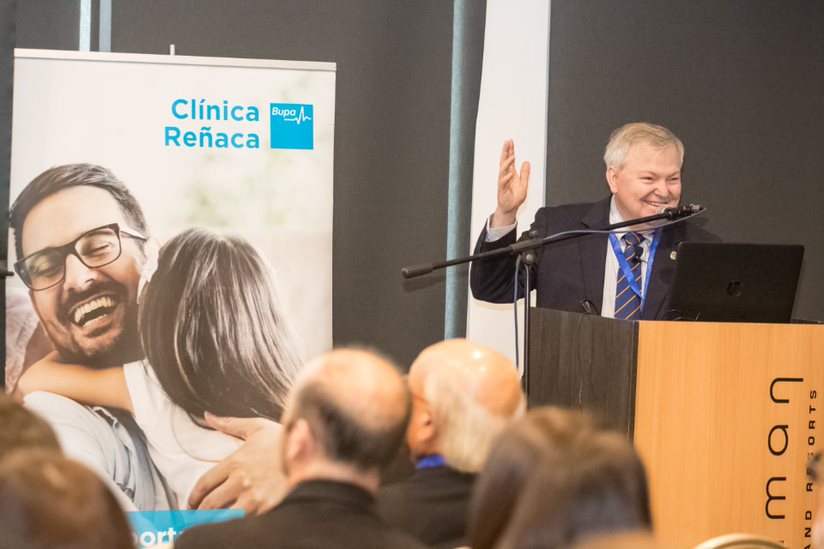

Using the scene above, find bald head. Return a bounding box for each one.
[286,348,411,472]
[410,339,523,417]
[406,339,524,472]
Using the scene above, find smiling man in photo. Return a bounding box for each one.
[15,175,146,368]
[9,164,288,513]
[9,164,171,510]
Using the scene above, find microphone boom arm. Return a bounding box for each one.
[401,205,705,279]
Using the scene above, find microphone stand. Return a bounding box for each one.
[401,206,702,391]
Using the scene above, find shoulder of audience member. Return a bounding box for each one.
[173,515,248,549]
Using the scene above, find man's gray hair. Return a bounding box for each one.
[603,122,684,169]
[424,369,525,473]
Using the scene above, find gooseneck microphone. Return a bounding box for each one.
[662,204,703,218]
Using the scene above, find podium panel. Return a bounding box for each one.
[634,321,824,548]
[527,309,638,435]
[528,308,824,547]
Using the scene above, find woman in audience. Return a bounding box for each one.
[0,449,135,548]
[18,228,303,507]
[468,407,652,549]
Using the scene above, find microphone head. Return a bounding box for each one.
[662,204,703,218]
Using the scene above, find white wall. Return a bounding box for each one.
[466,0,551,369]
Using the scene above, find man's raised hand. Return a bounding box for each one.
[492,139,530,227]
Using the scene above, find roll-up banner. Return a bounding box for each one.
[6,49,335,543]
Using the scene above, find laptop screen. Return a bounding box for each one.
[664,242,804,323]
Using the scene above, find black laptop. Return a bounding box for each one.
[664,242,804,323]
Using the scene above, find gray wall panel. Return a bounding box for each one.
[15,0,80,50]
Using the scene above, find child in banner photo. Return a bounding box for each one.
[18,228,303,508]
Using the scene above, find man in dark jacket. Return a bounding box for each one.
[471,122,720,320]
[175,348,427,549]
[378,339,524,548]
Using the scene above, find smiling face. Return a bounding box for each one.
[606,141,682,222]
[21,186,144,368]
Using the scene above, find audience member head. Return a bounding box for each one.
[469,407,652,549]
[406,338,524,472]
[0,449,134,549]
[0,394,60,461]
[279,347,411,492]
[139,228,302,423]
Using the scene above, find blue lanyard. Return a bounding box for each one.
[416,454,446,470]
[608,229,661,309]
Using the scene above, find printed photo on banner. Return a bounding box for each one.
[6,50,336,544]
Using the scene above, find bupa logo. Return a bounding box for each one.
[269,103,314,150]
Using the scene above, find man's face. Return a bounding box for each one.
[606,142,682,221]
[21,186,144,367]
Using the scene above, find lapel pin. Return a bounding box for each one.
[670,251,677,261]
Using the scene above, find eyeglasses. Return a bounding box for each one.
[15,223,147,291]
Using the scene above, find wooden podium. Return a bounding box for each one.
[528,308,824,548]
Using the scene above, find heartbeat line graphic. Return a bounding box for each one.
[284,106,312,125]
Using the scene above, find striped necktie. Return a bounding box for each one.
[614,232,644,320]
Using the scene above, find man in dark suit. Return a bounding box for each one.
[470,122,720,320]
[377,339,524,549]
[174,348,427,549]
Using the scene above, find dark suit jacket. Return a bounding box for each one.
[174,480,429,549]
[377,465,476,549]
[470,197,721,320]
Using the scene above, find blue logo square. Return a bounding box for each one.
[269,103,314,150]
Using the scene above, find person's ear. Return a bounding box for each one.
[412,403,437,446]
[606,166,619,194]
[285,418,315,464]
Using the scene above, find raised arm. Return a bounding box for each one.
[17,351,133,412]
[470,140,533,304]
[492,139,531,227]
